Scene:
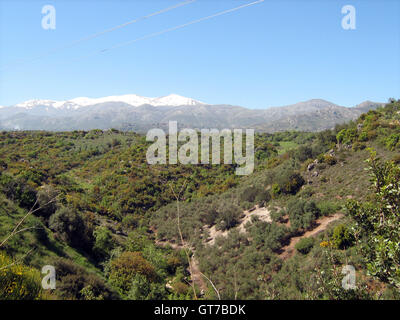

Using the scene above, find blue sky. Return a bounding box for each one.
[0,0,399,108]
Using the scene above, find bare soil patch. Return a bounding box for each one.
[279,213,343,260]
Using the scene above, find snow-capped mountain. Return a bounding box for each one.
[0,96,383,132]
[12,94,206,110]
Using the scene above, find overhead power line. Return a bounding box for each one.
[0,0,196,71]
[91,0,265,55]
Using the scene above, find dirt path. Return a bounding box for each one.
[155,239,208,293]
[279,213,343,260]
[204,205,271,245]
[237,206,272,233]
[190,255,208,294]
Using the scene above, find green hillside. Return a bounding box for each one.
[0,99,399,300]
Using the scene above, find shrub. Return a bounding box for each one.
[294,146,313,162]
[0,160,7,171]
[255,190,271,206]
[240,186,263,203]
[323,155,337,165]
[248,221,288,251]
[331,224,354,249]
[93,226,114,259]
[317,201,341,216]
[267,157,283,169]
[0,175,36,210]
[166,256,181,275]
[298,186,314,198]
[126,273,167,300]
[385,133,400,151]
[217,202,241,231]
[287,199,320,231]
[172,281,190,295]
[352,142,366,151]
[198,203,218,226]
[295,237,314,254]
[36,185,59,219]
[52,258,117,300]
[392,155,400,165]
[277,172,305,195]
[358,131,369,142]
[336,128,358,145]
[270,208,286,223]
[122,215,138,229]
[0,252,43,300]
[367,129,377,140]
[271,183,280,198]
[48,207,88,249]
[109,252,157,295]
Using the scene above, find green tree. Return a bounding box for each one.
[287,199,320,231]
[93,226,114,259]
[109,251,157,295]
[295,237,314,254]
[48,207,86,248]
[347,151,400,288]
[331,224,354,249]
[36,185,58,219]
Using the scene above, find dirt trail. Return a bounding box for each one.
[279,213,344,260]
[155,239,208,293]
[190,255,208,293]
[204,205,271,245]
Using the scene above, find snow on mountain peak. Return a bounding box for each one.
[11,94,206,109]
[152,94,202,106]
[15,99,57,109]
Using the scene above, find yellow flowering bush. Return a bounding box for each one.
[0,252,43,300]
[319,240,333,248]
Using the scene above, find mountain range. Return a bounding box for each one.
[0,94,384,132]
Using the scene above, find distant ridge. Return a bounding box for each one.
[0,95,385,132]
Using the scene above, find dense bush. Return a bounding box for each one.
[287,199,320,231]
[1,101,399,300]
[294,146,313,162]
[295,237,314,254]
[385,133,400,150]
[317,201,341,216]
[36,185,59,219]
[248,220,288,251]
[352,141,366,151]
[336,128,358,145]
[0,252,43,300]
[48,207,90,249]
[331,224,354,249]
[122,215,139,229]
[52,258,117,300]
[126,273,167,300]
[276,171,305,195]
[216,202,242,231]
[93,226,115,259]
[323,155,337,165]
[239,185,271,207]
[255,190,271,206]
[0,174,36,210]
[109,252,157,295]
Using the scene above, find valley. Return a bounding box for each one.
[0,99,399,300]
